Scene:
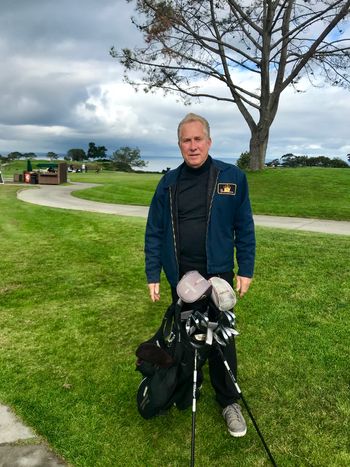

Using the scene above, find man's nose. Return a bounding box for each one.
[189,139,197,151]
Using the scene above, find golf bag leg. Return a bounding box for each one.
[216,344,277,467]
[191,348,198,467]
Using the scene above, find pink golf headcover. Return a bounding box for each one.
[176,270,212,303]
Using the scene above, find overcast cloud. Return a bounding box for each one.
[0,0,349,170]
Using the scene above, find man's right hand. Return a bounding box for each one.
[148,283,160,302]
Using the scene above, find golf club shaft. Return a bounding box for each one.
[240,393,277,467]
[191,348,198,467]
[216,345,277,467]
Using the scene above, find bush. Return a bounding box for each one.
[113,161,133,172]
[236,151,251,169]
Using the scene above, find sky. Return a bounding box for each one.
[0,0,349,171]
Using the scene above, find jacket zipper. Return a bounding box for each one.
[206,171,219,269]
[169,186,179,280]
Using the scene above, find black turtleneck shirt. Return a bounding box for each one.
[177,157,211,276]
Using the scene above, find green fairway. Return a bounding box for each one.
[72,170,162,206]
[247,167,350,220]
[0,185,349,466]
[69,167,350,220]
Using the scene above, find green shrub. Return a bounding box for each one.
[236,151,250,169]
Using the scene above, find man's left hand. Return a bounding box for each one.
[235,276,252,298]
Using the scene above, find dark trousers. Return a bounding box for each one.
[171,271,240,408]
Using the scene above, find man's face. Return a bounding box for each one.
[178,121,212,169]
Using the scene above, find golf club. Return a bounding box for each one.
[191,348,198,467]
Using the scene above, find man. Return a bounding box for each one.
[145,113,255,437]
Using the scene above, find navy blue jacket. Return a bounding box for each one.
[145,157,255,287]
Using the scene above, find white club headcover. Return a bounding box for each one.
[208,276,237,311]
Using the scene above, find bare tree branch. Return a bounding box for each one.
[112,0,350,169]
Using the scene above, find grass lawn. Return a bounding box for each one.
[247,168,350,220]
[69,167,350,220]
[1,185,349,466]
[71,171,162,206]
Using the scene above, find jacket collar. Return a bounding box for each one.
[163,155,231,187]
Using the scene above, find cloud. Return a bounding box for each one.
[0,0,349,165]
[269,81,350,157]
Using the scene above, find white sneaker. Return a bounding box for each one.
[222,403,247,437]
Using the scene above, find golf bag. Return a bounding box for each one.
[136,300,208,419]
[136,272,277,466]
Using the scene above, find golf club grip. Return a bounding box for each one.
[191,413,196,467]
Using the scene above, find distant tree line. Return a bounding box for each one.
[0,143,148,172]
[0,151,47,162]
[237,152,349,170]
[0,151,61,162]
[268,154,349,168]
[65,144,148,172]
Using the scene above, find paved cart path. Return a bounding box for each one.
[0,404,67,466]
[17,182,350,235]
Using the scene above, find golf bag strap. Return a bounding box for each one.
[161,303,177,343]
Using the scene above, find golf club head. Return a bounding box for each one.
[220,326,231,343]
[224,310,236,323]
[224,327,239,338]
[213,333,226,346]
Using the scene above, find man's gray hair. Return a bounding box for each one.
[177,113,211,141]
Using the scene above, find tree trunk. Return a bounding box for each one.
[249,128,270,170]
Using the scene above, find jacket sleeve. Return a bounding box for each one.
[234,172,256,278]
[145,179,165,284]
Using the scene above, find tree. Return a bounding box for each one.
[281,153,309,167]
[236,151,251,169]
[6,151,23,161]
[265,158,281,167]
[67,148,86,161]
[329,157,349,167]
[112,1,350,170]
[23,152,37,159]
[87,142,108,160]
[47,151,59,160]
[111,146,148,171]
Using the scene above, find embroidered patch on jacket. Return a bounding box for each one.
[217,183,237,195]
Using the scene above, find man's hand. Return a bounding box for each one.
[148,283,160,302]
[236,276,252,298]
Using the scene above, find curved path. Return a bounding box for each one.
[17,182,350,235]
[17,182,149,217]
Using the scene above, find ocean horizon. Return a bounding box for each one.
[141,155,238,172]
